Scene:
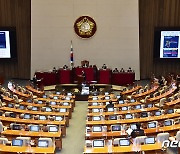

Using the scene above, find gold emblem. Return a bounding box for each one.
[76,17,94,36]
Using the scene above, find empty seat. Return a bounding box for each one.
[0,137,8,144]
[133,136,147,145]
[157,132,169,143]
[155,98,166,108]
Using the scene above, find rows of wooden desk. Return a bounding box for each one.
[84,88,180,153]
[0,85,76,153]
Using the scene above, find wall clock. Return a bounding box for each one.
[74,16,97,39]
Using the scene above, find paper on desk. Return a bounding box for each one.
[126,128,133,136]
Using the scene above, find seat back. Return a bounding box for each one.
[157,133,169,143]
[0,122,3,132]
[0,137,8,144]
[133,136,147,145]
[176,131,180,141]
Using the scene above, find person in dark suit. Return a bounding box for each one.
[105,100,114,111]
[113,68,119,73]
[102,64,107,69]
[0,91,3,101]
[130,123,145,138]
[82,71,86,83]
[32,75,38,88]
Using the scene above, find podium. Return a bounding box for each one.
[76,75,85,84]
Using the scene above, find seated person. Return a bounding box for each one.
[63,65,68,70]
[120,68,125,72]
[127,67,133,72]
[158,76,164,87]
[82,71,86,82]
[0,92,3,101]
[52,67,57,73]
[102,64,107,69]
[105,101,114,111]
[113,68,119,73]
[130,123,145,138]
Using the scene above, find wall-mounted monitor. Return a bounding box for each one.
[0,27,17,59]
[154,28,180,59]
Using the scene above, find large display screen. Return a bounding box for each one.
[160,31,180,58]
[154,28,180,59]
[0,28,17,59]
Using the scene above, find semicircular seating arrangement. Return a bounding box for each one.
[0,82,76,154]
[84,77,180,154]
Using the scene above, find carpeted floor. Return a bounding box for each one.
[56,101,88,154]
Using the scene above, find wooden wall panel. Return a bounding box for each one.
[139,0,180,79]
[0,0,31,79]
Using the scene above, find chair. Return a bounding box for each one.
[27,106,33,110]
[0,137,8,144]
[133,136,147,145]
[140,95,150,103]
[127,92,136,100]
[157,133,169,143]
[0,122,3,132]
[28,124,40,131]
[155,98,166,108]
[4,92,10,97]
[13,95,23,103]
[38,138,54,147]
[16,137,31,146]
[113,138,121,146]
[81,60,89,67]
[139,89,144,93]
[169,131,180,141]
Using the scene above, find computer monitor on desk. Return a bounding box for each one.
[92,109,100,113]
[125,114,133,119]
[93,140,104,147]
[50,101,56,105]
[39,115,47,120]
[53,96,58,100]
[135,105,141,109]
[38,100,43,104]
[148,122,157,128]
[55,116,64,121]
[49,126,58,132]
[59,108,67,113]
[107,107,114,112]
[155,111,161,116]
[92,116,101,121]
[38,140,48,147]
[24,114,31,119]
[111,125,121,131]
[92,126,102,132]
[119,139,130,146]
[122,106,128,111]
[12,139,23,146]
[30,125,40,132]
[119,100,124,104]
[164,120,173,126]
[145,137,155,144]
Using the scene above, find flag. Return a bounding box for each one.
[70,40,74,68]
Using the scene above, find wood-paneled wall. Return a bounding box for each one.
[0,0,31,79]
[139,0,180,79]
